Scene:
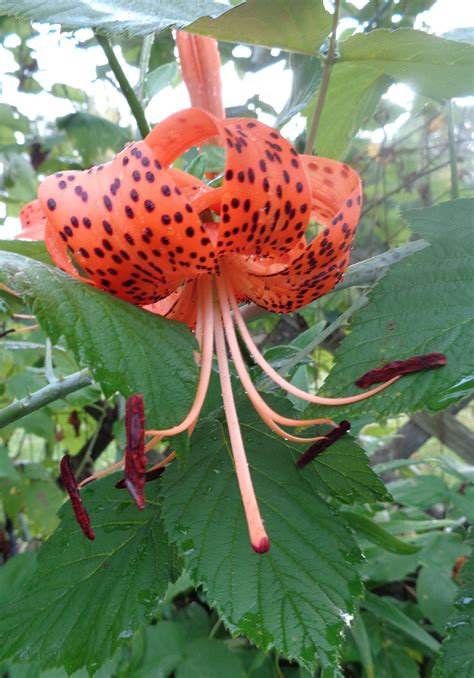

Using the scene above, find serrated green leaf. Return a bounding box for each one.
[306,435,391,504]
[433,530,474,678]
[191,0,332,54]
[306,199,474,422]
[0,476,173,674]
[56,113,130,165]
[0,253,198,431]
[0,552,37,604]
[363,593,440,653]
[160,396,362,673]
[0,0,238,36]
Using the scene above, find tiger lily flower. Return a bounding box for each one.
[19,108,445,551]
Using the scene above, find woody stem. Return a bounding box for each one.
[213,301,269,553]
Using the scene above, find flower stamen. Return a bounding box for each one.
[213,302,270,554]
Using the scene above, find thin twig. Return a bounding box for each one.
[95,33,150,138]
[304,0,341,154]
[0,370,93,429]
[44,338,57,384]
[446,100,460,200]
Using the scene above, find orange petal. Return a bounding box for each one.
[224,155,362,312]
[176,32,225,122]
[147,110,312,258]
[18,200,47,240]
[38,140,218,305]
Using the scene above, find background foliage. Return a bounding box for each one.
[0,0,473,676]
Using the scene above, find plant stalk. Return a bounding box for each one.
[304,0,341,154]
[0,370,93,428]
[95,33,150,138]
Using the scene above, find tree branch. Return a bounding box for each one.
[0,370,93,428]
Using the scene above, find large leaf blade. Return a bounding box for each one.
[0,0,238,35]
[160,397,363,673]
[306,199,474,422]
[0,253,198,429]
[0,477,174,674]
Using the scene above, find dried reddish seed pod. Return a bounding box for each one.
[60,455,95,540]
[296,421,351,469]
[355,352,447,389]
[123,394,147,509]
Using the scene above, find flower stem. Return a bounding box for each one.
[304,0,341,154]
[95,33,150,139]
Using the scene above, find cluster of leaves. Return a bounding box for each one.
[0,0,473,676]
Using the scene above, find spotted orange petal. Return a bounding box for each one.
[38,140,218,305]
[146,109,312,257]
[18,200,47,240]
[224,155,362,312]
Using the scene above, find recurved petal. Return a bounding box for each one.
[38,140,218,305]
[224,155,362,312]
[146,109,312,257]
[18,200,47,240]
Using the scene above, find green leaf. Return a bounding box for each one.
[50,83,87,103]
[0,445,19,480]
[0,253,198,431]
[308,66,391,158]
[161,396,363,673]
[0,476,174,674]
[340,29,474,101]
[350,613,375,678]
[342,511,420,555]
[305,435,391,504]
[0,553,37,605]
[417,566,458,635]
[145,62,179,102]
[0,0,238,35]
[191,0,332,54]
[56,113,130,165]
[0,103,30,134]
[311,29,474,157]
[388,475,450,508]
[307,199,474,422]
[276,54,323,128]
[433,530,474,678]
[0,240,53,265]
[362,593,440,653]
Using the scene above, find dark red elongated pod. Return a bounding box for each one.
[60,455,96,540]
[355,353,447,389]
[124,394,147,509]
[296,421,351,469]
